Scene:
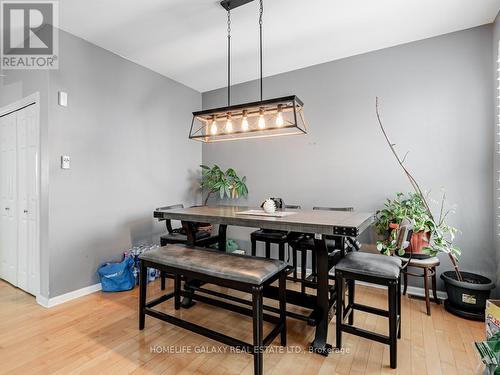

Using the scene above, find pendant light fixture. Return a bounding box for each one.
[189,0,308,142]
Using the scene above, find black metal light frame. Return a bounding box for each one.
[189,95,307,142]
[188,0,309,143]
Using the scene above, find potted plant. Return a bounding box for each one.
[375,192,432,257]
[200,164,248,205]
[376,98,494,320]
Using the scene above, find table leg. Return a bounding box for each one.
[310,235,333,356]
[181,221,198,308]
[218,224,227,252]
[180,222,228,308]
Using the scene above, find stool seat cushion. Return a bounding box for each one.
[398,256,440,267]
[160,231,210,244]
[251,229,288,241]
[336,252,402,280]
[140,245,287,285]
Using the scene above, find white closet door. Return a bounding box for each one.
[17,105,39,295]
[0,112,18,286]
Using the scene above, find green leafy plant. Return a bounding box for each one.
[422,192,460,259]
[375,192,460,260]
[375,192,433,255]
[200,164,248,205]
[376,97,462,280]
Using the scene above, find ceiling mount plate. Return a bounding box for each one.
[220,0,254,11]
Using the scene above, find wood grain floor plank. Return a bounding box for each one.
[0,280,484,375]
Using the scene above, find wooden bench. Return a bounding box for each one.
[138,244,288,375]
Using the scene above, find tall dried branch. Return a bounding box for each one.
[375,97,462,281]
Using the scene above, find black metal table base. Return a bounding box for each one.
[179,220,342,357]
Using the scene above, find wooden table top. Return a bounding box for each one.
[154,205,374,237]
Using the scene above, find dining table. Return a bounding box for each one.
[153,205,374,355]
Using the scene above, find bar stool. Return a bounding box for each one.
[400,256,440,315]
[250,203,301,261]
[334,223,412,369]
[159,204,211,246]
[288,206,353,293]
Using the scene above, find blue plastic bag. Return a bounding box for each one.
[98,257,135,292]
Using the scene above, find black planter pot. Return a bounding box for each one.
[440,271,495,321]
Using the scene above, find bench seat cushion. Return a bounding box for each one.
[139,245,287,285]
[335,252,402,280]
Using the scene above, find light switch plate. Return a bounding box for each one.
[61,155,70,169]
[58,91,68,107]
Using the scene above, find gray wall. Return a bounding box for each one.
[46,31,201,297]
[1,30,202,298]
[202,25,496,292]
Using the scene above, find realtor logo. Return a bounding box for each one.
[1,0,58,69]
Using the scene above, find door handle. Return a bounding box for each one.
[4,207,9,211]
[24,210,28,214]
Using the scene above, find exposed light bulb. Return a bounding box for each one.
[276,105,284,127]
[226,113,233,133]
[258,109,266,129]
[210,119,218,135]
[241,110,249,131]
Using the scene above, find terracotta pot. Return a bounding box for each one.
[408,230,430,259]
[388,223,399,230]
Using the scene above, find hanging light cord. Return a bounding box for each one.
[227,9,231,106]
[259,0,263,102]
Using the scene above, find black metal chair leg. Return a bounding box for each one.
[389,282,397,369]
[160,271,166,291]
[252,286,264,375]
[402,271,408,295]
[251,238,257,257]
[174,274,181,310]
[311,250,317,281]
[301,250,307,294]
[335,273,344,349]
[279,273,287,346]
[397,276,401,339]
[347,279,355,325]
[139,260,147,330]
[278,243,285,262]
[292,247,298,280]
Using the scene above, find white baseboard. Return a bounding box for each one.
[295,266,448,301]
[34,267,447,308]
[355,280,447,300]
[36,283,101,308]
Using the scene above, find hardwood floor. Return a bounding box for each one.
[0,279,484,374]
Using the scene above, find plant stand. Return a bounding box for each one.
[401,256,440,315]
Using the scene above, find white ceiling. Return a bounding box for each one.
[60,0,500,93]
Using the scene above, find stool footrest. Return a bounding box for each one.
[145,292,175,308]
[189,292,280,324]
[340,324,391,345]
[350,302,389,317]
[145,307,253,351]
